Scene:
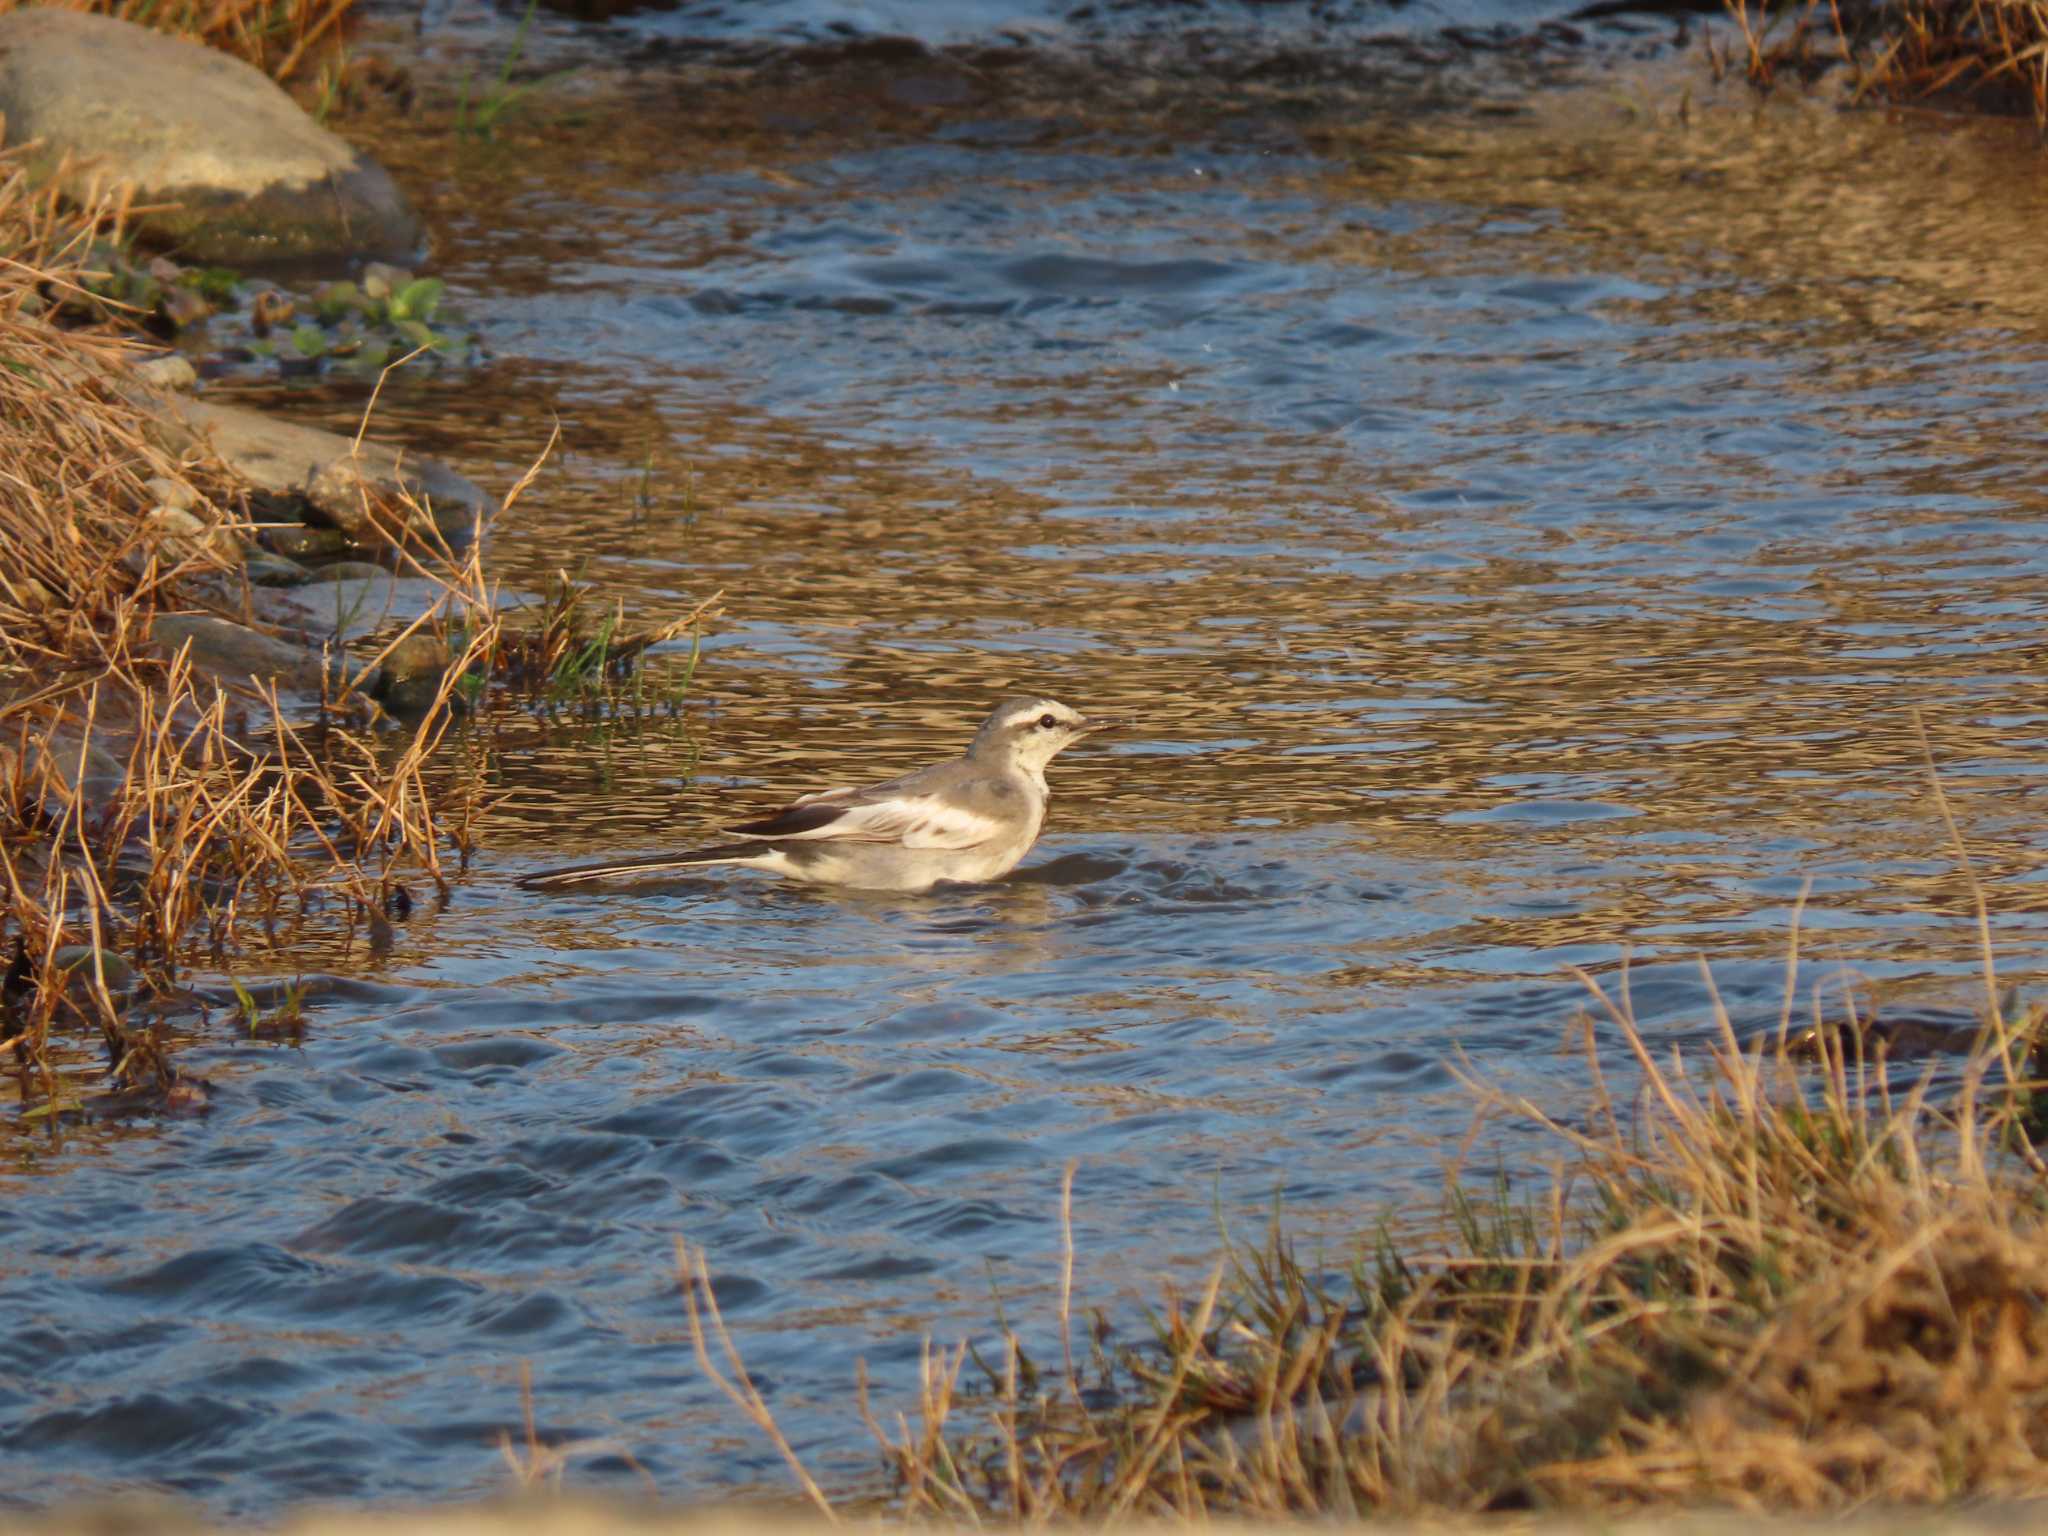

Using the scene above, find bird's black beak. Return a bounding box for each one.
[1077,715,1129,736]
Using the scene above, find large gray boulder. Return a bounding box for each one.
[0,9,422,265]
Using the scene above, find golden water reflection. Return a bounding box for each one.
[211,58,2048,1002]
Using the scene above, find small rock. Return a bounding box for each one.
[144,475,199,513]
[242,550,313,587]
[135,394,487,552]
[374,632,455,716]
[0,10,423,265]
[141,504,231,566]
[132,353,199,392]
[4,727,132,812]
[150,612,348,697]
[149,506,208,538]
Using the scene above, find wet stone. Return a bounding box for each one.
[373,633,455,716]
[50,945,137,1003]
[305,561,399,584]
[0,728,131,813]
[133,394,487,553]
[140,505,225,566]
[242,550,314,587]
[150,612,346,697]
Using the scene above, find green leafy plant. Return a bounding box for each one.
[228,974,307,1038]
[180,265,243,305]
[228,973,260,1034]
[307,266,469,367]
[55,238,480,378]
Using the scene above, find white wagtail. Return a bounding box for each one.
[518,696,1124,893]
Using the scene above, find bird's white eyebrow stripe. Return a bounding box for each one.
[999,705,1065,730]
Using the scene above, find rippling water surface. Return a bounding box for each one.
[10,24,2048,1515]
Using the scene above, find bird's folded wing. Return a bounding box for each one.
[728,792,999,849]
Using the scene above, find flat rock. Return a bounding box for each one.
[264,568,447,644]
[51,945,138,1004]
[243,550,313,586]
[0,724,131,813]
[136,393,487,551]
[131,352,199,392]
[150,612,348,697]
[150,611,448,717]
[0,9,422,265]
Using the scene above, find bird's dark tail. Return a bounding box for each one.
[516,841,777,890]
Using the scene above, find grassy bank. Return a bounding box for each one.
[1,151,720,1126]
[0,154,509,1120]
[683,894,2048,1520]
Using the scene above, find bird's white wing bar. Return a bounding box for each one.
[776,794,1000,849]
[891,797,1006,850]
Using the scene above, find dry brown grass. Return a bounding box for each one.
[0,0,356,83]
[686,894,2048,1517]
[1711,0,1855,90]
[1715,0,2048,128]
[1855,0,2048,124]
[0,150,504,1120]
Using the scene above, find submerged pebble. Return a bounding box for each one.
[49,945,137,1003]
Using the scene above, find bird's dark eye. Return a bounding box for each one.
[1039,714,1058,730]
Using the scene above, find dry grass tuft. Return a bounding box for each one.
[688,903,2048,1518]
[1854,0,2048,125]
[1714,0,2048,129]
[0,0,356,83]
[1711,0,1855,90]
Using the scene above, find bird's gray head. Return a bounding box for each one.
[968,696,1121,772]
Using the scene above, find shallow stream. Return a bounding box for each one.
[11,7,2048,1514]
